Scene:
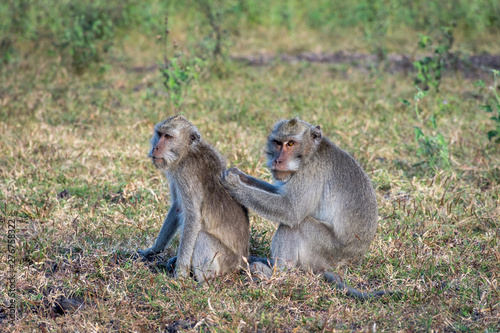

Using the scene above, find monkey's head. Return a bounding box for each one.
[149,115,201,170]
[266,117,322,182]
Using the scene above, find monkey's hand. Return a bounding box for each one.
[137,247,160,259]
[221,167,247,190]
[156,256,177,275]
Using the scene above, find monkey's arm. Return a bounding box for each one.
[174,197,202,278]
[137,203,181,258]
[225,167,280,193]
[221,170,304,226]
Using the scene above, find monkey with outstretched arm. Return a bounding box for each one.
[221,117,398,299]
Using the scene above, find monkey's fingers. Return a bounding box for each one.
[156,256,177,275]
[227,167,242,174]
[137,248,157,260]
[220,169,241,188]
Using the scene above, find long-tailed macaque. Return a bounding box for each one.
[138,115,249,281]
[221,117,395,299]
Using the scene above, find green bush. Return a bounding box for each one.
[57,6,114,73]
[0,0,159,72]
[476,70,500,144]
[1,0,499,72]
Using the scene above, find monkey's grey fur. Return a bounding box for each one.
[221,117,396,299]
[138,115,249,281]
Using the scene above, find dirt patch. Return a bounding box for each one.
[130,51,500,79]
[230,51,500,77]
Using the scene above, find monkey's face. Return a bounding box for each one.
[266,138,301,182]
[266,118,323,182]
[149,130,182,170]
[149,116,201,170]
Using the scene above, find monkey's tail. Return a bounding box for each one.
[323,272,400,300]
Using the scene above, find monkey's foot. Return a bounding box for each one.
[137,248,159,261]
[249,262,273,279]
[156,256,177,276]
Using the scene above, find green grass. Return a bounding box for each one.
[1,1,499,331]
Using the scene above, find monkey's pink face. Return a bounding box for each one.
[150,131,181,170]
[267,139,301,181]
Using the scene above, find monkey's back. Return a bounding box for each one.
[314,138,378,262]
[188,141,250,261]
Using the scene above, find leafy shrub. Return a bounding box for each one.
[413,26,455,92]
[56,7,114,73]
[161,55,205,109]
[400,88,450,171]
[0,37,16,64]
[476,70,500,143]
[414,125,449,169]
[0,0,157,73]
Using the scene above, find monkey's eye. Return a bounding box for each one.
[164,133,173,139]
[287,141,295,147]
[272,140,282,147]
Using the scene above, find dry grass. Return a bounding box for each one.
[0,30,499,332]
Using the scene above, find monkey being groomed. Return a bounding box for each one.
[221,117,398,299]
[138,115,250,281]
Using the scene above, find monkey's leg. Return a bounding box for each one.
[298,217,343,270]
[270,224,301,270]
[271,219,340,272]
[297,218,397,299]
[191,232,240,281]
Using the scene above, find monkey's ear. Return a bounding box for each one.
[311,125,322,143]
[189,130,201,145]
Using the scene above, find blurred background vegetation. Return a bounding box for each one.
[1,0,499,72]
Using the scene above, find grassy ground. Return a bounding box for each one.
[1,2,500,332]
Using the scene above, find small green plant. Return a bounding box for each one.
[362,1,399,61]
[160,16,205,109]
[57,7,114,73]
[413,26,454,92]
[475,70,500,143]
[192,0,236,59]
[400,87,450,171]
[161,55,205,109]
[413,122,449,169]
[0,37,16,65]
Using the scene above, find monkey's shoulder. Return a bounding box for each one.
[319,140,364,168]
[187,141,225,170]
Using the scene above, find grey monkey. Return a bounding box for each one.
[138,115,249,281]
[221,117,395,299]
